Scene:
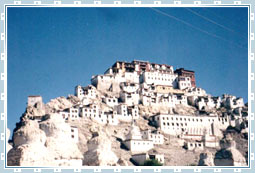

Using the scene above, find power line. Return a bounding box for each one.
[150,8,247,50]
[202,8,247,33]
[185,8,247,39]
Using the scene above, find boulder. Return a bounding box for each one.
[83,129,118,166]
[45,97,73,113]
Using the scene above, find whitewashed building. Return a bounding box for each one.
[102,96,118,107]
[175,94,188,105]
[115,104,139,122]
[60,107,79,120]
[196,96,216,110]
[184,87,207,97]
[141,71,178,87]
[150,114,220,136]
[123,122,154,153]
[222,95,244,109]
[81,104,99,119]
[178,76,192,90]
[184,140,204,151]
[141,130,164,145]
[132,152,164,165]
[120,91,139,106]
[120,82,139,93]
[75,85,98,100]
[81,104,118,125]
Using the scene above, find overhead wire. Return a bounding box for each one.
[185,8,247,39]
[150,8,247,50]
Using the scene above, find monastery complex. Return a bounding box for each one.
[24,60,247,166]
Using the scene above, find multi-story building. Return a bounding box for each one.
[123,122,154,153]
[141,129,164,145]
[150,114,229,137]
[174,68,196,87]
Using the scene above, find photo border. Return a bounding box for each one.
[0,0,254,173]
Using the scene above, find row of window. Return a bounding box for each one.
[189,143,203,147]
[132,141,151,146]
[147,77,175,82]
[162,122,188,127]
[160,116,205,122]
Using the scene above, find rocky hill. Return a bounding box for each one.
[7,60,248,166]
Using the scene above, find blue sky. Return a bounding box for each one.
[7,7,248,133]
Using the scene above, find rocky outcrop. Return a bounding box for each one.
[24,101,46,118]
[229,141,246,166]
[6,128,12,153]
[83,126,118,166]
[214,136,247,166]
[45,97,73,113]
[198,150,214,166]
[8,115,83,166]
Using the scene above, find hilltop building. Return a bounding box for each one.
[26,60,246,161]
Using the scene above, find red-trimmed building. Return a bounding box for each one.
[174,68,196,87]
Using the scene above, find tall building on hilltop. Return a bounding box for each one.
[174,68,196,87]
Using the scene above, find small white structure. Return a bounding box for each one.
[81,104,118,125]
[141,130,164,145]
[184,87,207,97]
[178,76,192,90]
[70,126,79,143]
[123,72,140,83]
[185,140,204,151]
[123,122,154,153]
[196,96,216,110]
[60,107,79,120]
[158,94,177,107]
[115,104,139,122]
[175,94,188,105]
[81,104,99,119]
[132,152,164,165]
[222,95,244,109]
[75,85,98,100]
[141,71,178,87]
[203,133,219,148]
[101,111,119,125]
[120,91,139,106]
[120,82,139,93]
[102,96,118,107]
[69,107,79,120]
[27,95,43,107]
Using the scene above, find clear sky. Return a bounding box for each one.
[7,7,248,133]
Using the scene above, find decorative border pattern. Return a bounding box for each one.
[0,0,254,172]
